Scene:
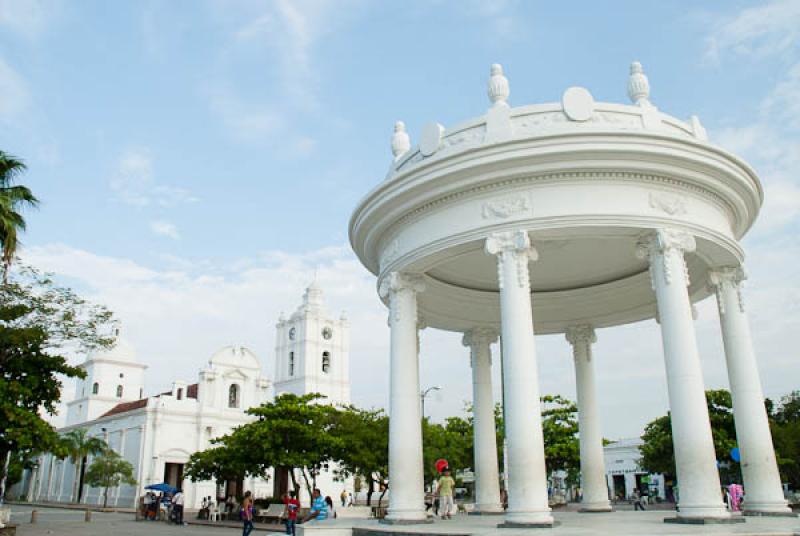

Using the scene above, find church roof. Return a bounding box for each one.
[98,383,198,419]
[208,345,260,369]
[98,398,148,418]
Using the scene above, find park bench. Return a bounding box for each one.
[257,503,286,524]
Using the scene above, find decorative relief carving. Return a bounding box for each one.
[481,195,530,219]
[378,272,425,324]
[485,230,538,290]
[708,266,746,316]
[442,126,485,150]
[462,327,499,368]
[649,192,688,216]
[565,324,596,362]
[635,229,696,287]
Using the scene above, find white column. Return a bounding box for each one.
[565,325,612,512]
[486,230,553,527]
[378,272,428,524]
[708,267,791,515]
[462,328,502,514]
[635,229,729,520]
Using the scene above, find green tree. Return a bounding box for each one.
[185,439,258,487]
[187,393,342,499]
[83,450,136,508]
[0,278,110,503]
[0,151,38,280]
[640,389,739,480]
[332,406,388,505]
[61,428,108,503]
[769,391,800,488]
[540,395,580,477]
[422,417,474,489]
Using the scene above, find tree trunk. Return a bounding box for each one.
[103,486,108,508]
[0,450,11,507]
[300,468,313,500]
[72,460,81,503]
[289,469,300,495]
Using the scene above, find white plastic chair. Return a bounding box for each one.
[209,504,221,522]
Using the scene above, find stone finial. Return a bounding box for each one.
[627,61,650,105]
[488,63,510,107]
[391,121,411,160]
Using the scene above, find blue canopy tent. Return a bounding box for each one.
[145,482,177,494]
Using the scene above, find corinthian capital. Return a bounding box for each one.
[485,230,538,259]
[565,324,596,346]
[462,327,499,349]
[378,271,425,300]
[634,228,696,261]
[485,230,538,290]
[708,266,747,315]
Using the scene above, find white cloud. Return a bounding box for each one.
[150,220,180,240]
[205,86,285,142]
[20,237,800,439]
[0,57,30,123]
[705,0,800,61]
[110,148,198,207]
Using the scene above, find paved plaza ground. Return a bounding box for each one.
[5,504,800,536]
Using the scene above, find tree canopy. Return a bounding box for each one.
[84,450,136,508]
[640,389,739,480]
[0,265,115,498]
[768,391,800,488]
[0,151,38,278]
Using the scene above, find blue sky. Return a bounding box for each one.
[1,0,798,438]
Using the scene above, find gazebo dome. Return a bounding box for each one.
[350,61,762,334]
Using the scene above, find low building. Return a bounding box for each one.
[604,438,666,501]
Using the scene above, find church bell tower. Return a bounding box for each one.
[274,282,351,405]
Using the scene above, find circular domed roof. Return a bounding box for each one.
[208,345,260,369]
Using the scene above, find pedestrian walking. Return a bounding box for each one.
[340,489,348,507]
[241,491,254,536]
[632,488,646,511]
[436,468,456,519]
[282,491,300,535]
[172,488,185,524]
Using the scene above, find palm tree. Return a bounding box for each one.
[61,428,108,503]
[0,151,38,282]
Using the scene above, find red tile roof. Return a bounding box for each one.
[98,398,148,418]
[97,383,199,419]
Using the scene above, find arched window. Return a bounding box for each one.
[116,385,123,398]
[228,384,240,408]
[289,352,295,377]
[322,352,331,374]
[92,382,99,395]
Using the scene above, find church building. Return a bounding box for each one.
[20,284,351,509]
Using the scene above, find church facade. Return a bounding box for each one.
[20,284,351,509]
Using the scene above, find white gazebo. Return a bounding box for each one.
[349,62,791,528]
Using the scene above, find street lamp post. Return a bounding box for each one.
[421,386,441,421]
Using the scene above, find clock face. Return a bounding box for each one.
[289,327,296,341]
[322,327,333,340]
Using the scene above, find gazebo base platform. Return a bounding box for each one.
[744,510,798,517]
[298,510,798,535]
[663,515,746,524]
